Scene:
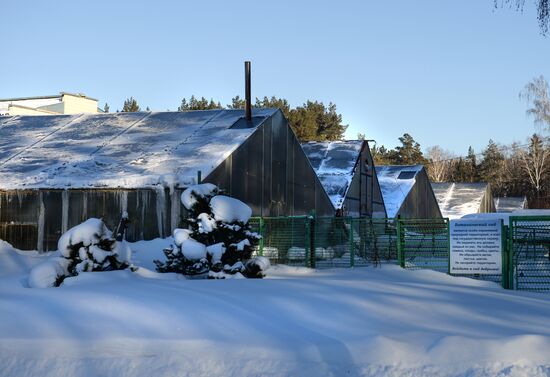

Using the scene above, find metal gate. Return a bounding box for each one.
[397,218,449,273]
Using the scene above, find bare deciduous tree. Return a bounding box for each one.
[426,146,454,182]
[520,75,550,131]
[495,0,550,35]
[516,134,550,196]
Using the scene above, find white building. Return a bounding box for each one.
[0,92,99,116]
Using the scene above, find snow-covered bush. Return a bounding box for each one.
[29,218,131,288]
[155,184,267,278]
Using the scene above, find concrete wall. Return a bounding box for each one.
[58,94,98,114]
[0,94,98,116]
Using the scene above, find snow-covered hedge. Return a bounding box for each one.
[29,218,131,288]
[155,183,269,278]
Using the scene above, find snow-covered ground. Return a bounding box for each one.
[1,238,550,377]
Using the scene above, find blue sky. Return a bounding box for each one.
[2,0,549,155]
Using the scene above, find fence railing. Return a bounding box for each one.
[251,215,550,293]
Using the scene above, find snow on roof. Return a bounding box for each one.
[301,141,363,209]
[431,182,490,219]
[376,165,424,218]
[0,109,276,190]
[495,196,527,213]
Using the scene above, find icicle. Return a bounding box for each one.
[170,188,181,232]
[61,189,69,234]
[37,192,45,252]
[82,193,88,221]
[120,190,128,214]
[17,190,24,209]
[155,186,166,238]
[140,190,148,240]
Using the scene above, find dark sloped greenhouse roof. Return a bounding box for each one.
[301,140,363,209]
[431,182,490,219]
[0,109,276,189]
[376,165,424,218]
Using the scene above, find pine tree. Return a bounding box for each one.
[154,184,264,278]
[103,103,110,113]
[228,95,246,109]
[479,139,505,193]
[464,146,479,182]
[56,218,130,286]
[178,96,223,111]
[288,101,347,141]
[394,133,427,165]
[122,97,140,112]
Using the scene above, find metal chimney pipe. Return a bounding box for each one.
[245,61,252,121]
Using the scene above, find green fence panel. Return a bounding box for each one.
[398,218,449,272]
[251,216,399,269]
[509,216,550,292]
[356,218,398,266]
[312,217,353,268]
[250,216,311,267]
[254,214,550,292]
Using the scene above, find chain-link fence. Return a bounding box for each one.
[397,218,449,273]
[250,216,398,268]
[509,216,550,291]
[249,216,311,267]
[250,215,550,293]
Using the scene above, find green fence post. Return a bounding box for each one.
[259,217,265,257]
[446,218,451,275]
[396,217,404,268]
[501,221,509,289]
[305,214,316,269]
[508,217,515,290]
[349,217,355,268]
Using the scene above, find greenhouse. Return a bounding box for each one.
[301,140,386,217]
[376,165,441,219]
[494,196,527,213]
[0,109,333,250]
[431,182,496,219]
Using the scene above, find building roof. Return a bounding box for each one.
[495,196,527,213]
[0,92,98,102]
[301,140,364,209]
[0,109,276,190]
[431,182,490,219]
[376,165,424,218]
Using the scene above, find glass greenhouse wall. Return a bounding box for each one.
[205,110,334,218]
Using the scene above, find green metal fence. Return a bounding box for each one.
[250,215,550,293]
[356,218,399,264]
[250,216,398,268]
[397,218,449,273]
[249,216,311,267]
[509,216,550,292]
